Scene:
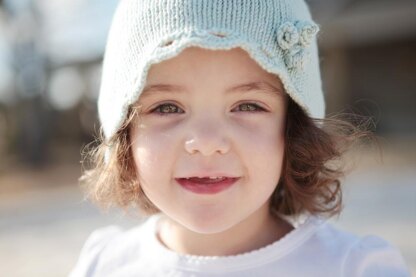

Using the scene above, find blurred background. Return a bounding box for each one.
[0,0,415,276]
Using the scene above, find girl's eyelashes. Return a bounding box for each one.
[150,103,184,115]
[148,101,267,115]
[232,102,267,113]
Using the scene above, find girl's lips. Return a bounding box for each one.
[175,177,239,194]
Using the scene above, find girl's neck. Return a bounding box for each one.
[156,205,294,257]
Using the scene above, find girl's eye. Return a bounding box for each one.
[233,103,266,112]
[150,103,184,115]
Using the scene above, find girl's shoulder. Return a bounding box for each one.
[303,217,411,276]
[340,234,410,276]
[69,215,159,277]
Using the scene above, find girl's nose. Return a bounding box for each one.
[184,120,231,156]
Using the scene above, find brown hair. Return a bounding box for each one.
[80,97,375,218]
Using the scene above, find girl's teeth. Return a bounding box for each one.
[185,177,227,183]
[186,177,225,180]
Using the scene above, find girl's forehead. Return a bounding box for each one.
[141,81,285,99]
[145,47,284,90]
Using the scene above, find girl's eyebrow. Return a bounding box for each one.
[142,84,186,96]
[141,81,284,97]
[227,81,284,97]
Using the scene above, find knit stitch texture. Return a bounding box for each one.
[99,0,324,140]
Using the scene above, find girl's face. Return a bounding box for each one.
[131,47,287,234]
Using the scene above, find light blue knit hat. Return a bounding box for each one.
[99,0,324,140]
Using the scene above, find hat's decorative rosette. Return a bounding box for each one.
[277,21,319,70]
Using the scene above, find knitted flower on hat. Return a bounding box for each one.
[277,21,319,70]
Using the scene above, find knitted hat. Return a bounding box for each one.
[99,0,324,140]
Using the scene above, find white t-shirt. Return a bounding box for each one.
[69,214,411,277]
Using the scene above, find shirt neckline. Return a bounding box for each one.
[141,213,325,273]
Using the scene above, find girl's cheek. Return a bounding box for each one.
[133,120,183,155]
[131,131,171,182]
[235,117,285,155]
[139,115,185,133]
[232,115,285,137]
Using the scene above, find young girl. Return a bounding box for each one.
[70,0,410,276]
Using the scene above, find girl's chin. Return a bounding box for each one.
[176,216,240,235]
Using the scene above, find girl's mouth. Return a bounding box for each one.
[175,177,239,194]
